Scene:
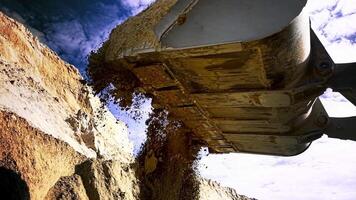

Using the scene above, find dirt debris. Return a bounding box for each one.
[130,108,200,200]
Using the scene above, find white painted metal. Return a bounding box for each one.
[159,0,308,48]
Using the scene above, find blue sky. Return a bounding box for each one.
[1,0,356,199]
[308,0,356,63]
[0,0,154,74]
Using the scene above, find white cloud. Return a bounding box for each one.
[320,89,356,117]
[199,136,356,200]
[324,38,356,63]
[333,0,356,16]
[323,14,356,41]
[121,0,156,15]
[307,0,356,63]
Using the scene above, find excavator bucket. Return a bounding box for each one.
[95,0,356,156]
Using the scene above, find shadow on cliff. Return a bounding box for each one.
[0,167,30,200]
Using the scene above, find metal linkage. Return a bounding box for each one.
[320,62,356,142]
[328,62,356,106]
[307,28,356,143]
[326,117,356,142]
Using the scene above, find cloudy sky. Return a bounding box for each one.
[1,0,356,199]
[0,0,155,74]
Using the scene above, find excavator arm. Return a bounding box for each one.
[90,0,356,156]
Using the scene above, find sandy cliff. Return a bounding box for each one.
[0,11,137,200]
[0,12,133,160]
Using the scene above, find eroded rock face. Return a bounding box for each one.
[199,179,256,200]
[45,175,89,200]
[75,159,139,200]
[0,111,85,200]
[0,111,138,200]
[0,11,135,199]
[0,11,133,161]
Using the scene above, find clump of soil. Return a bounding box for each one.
[135,108,201,200]
[88,48,142,109]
